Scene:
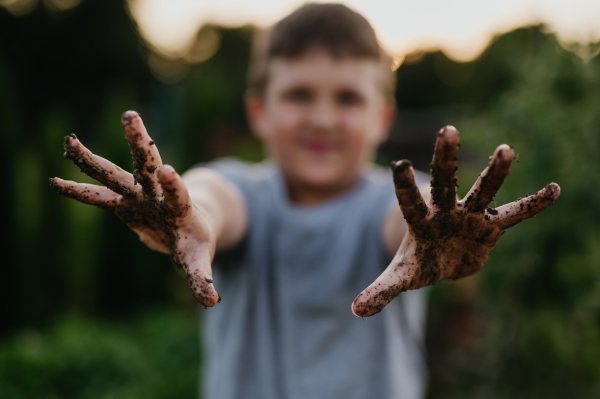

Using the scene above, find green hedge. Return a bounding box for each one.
[426,29,600,398]
[0,307,201,399]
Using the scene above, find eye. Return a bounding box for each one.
[336,90,364,106]
[282,88,313,103]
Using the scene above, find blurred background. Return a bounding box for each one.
[1,0,599,398]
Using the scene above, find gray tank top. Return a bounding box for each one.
[202,159,428,399]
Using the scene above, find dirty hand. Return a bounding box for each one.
[50,111,220,307]
[352,126,560,317]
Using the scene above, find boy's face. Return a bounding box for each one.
[247,50,394,199]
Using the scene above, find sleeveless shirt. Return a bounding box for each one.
[202,158,428,399]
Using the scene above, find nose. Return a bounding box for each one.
[308,98,337,133]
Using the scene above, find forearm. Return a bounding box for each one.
[182,168,247,251]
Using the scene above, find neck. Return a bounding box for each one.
[286,176,360,205]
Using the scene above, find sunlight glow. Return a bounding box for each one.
[127,0,600,63]
[1,0,38,16]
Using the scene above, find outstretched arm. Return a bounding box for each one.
[354,126,560,317]
[181,167,247,252]
[50,111,246,307]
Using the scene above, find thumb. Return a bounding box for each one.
[175,242,221,308]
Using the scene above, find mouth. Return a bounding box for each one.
[303,140,339,156]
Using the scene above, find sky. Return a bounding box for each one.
[127,0,600,62]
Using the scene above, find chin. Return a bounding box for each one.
[294,166,356,190]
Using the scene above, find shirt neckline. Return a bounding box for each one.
[270,164,371,216]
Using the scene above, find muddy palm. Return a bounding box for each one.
[352,126,560,317]
[50,111,220,307]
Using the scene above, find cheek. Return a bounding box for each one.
[277,105,305,135]
[342,109,380,152]
[264,104,305,155]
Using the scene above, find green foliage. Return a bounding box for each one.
[1,3,599,397]
[0,308,201,399]
[426,28,600,398]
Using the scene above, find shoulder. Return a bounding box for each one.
[199,158,274,194]
[193,158,282,222]
[361,164,429,254]
[361,164,394,197]
[357,164,397,233]
[202,157,273,181]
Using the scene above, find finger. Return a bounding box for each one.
[178,248,221,308]
[49,177,121,210]
[430,125,460,210]
[392,160,429,227]
[496,183,561,229]
[121,111,163,198]
[352,263,406,317]
[63,134,137,197]
[351,237,424,317]
[157,165,193,222]
[464,144,515,213]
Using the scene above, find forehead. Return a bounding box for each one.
[266,50,382,95]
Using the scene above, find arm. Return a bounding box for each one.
[50,111,246,307]
[355,125,560,317]
[181,167,247,252]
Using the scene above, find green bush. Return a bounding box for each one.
[427,29,600,398]
[0,307,201,399]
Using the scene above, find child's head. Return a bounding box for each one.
[245,3,396,202]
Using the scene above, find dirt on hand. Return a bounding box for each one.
[352,125,561,317]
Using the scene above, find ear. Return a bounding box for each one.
[375,100,396,144]
[245,92,267,139]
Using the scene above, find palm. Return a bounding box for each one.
[50,111,220,307]
[352,126,560,317]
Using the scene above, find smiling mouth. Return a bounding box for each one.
[303,141,339,155]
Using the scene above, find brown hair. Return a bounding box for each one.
[248,3,396,100]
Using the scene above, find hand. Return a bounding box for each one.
[352,126,560,317]
[50,111,221,308]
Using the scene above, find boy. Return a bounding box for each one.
[50,3,560,398]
